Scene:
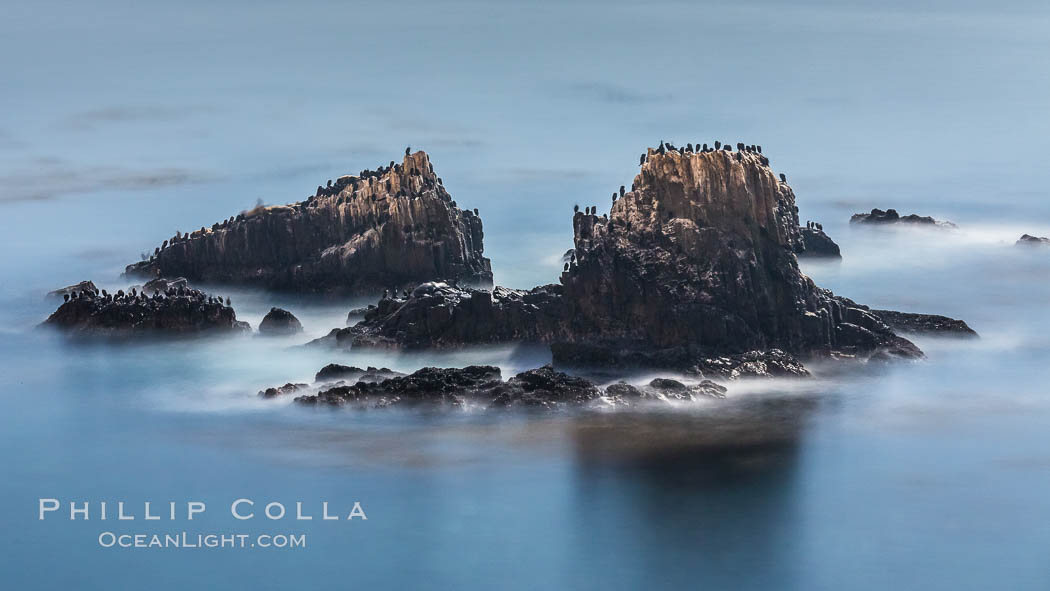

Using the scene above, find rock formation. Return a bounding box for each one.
[866,308,978,336]
[258,307,303,336]
[850,208,957,228]
[312,145,966,372]
[42,283,249,337]
[284,364,727,410]
[1016,234,1050,246]
[46,281,97,300]
[556,148,921,364]
[124,150,492,295]
[797,226,841,258]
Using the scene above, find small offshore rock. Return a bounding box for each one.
[1016,234,1050,246]
[849,208,956,228]
[258,307,303,336]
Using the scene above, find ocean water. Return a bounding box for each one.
[3,1,1050,589]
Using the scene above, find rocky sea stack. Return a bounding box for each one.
[125,150,492,295]
[42,284,249,337]
[318,144,953,372]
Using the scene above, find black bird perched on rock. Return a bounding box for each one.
[702,143,709,152]
[564,263,569,271]
[687,143,693,152]
[714,141,721,149]
[473,208,479,215]
[612,193,617,203]
[405,146,411,156]
[63,294,69,302]
[780,173,787,182]
[639,153,646,165]
[619,185,625,197]
[757,145,762,153]
[737,142,745,151]
[574,204,579,213]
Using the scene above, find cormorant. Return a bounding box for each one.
[702,143,709,152]
[779,173,787,182]
[63,294,69,302]
[405,146,411,156]
[473,208,479,215]
[737,142,744,151]
[564,263,569,271]
[574,204,579,213]
[687,143,693,152]
[714,141,721,149]
[757,145,762,153]
[639,153,646,165]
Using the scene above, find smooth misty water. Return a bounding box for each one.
[3,1,1050,589]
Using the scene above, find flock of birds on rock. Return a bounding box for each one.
[62,286,232,309]
[139,147,468,267]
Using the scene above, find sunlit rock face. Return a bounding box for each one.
[317,144,926,368]
[557,147,921,361]
[125,151,492,295]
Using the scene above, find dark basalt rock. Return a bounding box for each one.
[124,150,492,295]
[316,282,567,349]
[42,283,249,337]
[258,307,303,336]
[46,280,97,300]
[488,365,601,408]
[797,227,841,258]
[646,378,727,400]
[296,365,504,407]
[259,383,308,398]
[315,146,932,371]
[1016,234,1050,246]
[314,364,402,383]
[850,208,957,228]
[867,309,978,337]
[141,277,188,294]
[289,364,716,411]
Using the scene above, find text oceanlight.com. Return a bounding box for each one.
[98,532,307,549]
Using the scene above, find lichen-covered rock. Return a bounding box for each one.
[125,151,492,295]
[850,208,956,228]
[258,307,303,336]
[42,283,249,337]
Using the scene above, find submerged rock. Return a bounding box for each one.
[258,307,303,336]
[46,280,97,300]
[1016,234,1050,246]
[124,150,492,295]
[850,208,956,228]
[42,283,249,337]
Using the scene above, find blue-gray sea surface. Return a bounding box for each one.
[2,1,1049,589]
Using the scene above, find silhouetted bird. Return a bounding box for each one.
[406,146,411,156]
[574,204,579,213]
[63,294,69,302]
[564,263,569,271]
[714,141,721,149]
[639,153,646,165]
[757,145,762,153]
[780,173,787,182]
